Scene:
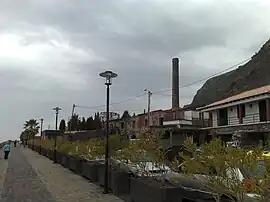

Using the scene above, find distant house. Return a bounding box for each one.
[197,85,270,148]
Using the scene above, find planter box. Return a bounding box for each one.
[48,149,54,160]
[130,177,187,202]
[111,167,132,197]
[34,145,39,152]
[81,160,104,182]
[60,154,70,168]
[39,145,42,154]
[56,151,64,164]
[69,156,84,174]
[98,163,112,189]
[41,147,48,156]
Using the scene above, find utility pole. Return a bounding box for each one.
[144,89,152,127]
[53,107,61,163]
[69,104,76,132]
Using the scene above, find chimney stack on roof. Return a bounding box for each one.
[172,58,179,108]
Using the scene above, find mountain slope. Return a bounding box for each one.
[189,39,270,109]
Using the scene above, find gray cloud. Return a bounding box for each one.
[0,0,270,141]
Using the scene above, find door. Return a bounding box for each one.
[218,108,228,126]
[259,100,267,122]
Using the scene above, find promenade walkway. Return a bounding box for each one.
[0,147,124,202]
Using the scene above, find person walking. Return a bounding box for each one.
[3,141,11,160]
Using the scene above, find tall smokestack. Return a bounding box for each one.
[172,58,179,108]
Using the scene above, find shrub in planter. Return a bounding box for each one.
[81,160,104,182]
[175,139,266,202]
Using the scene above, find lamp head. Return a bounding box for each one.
[99,70,118,85]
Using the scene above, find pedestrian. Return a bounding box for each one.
[14,140,17,147]
[3,141,11,160]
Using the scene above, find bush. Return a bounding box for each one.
[173,138,269,202]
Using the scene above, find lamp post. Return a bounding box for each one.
[53,107,61,163]
[39,118,44,154]
[99,70,118,194]
[32,130,35,150]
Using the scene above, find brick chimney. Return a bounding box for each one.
[172,58,179,108]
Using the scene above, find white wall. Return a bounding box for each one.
[243,101,260,124]
[227,106,239,125]
[212,110,218,127]
[184,111,192,120]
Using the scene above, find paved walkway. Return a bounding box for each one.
[0,147,124,202]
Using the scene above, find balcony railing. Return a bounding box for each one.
[217,112,266,126]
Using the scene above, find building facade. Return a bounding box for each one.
[99,112,120,122]
[198,85,270,148]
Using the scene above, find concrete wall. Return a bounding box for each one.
[212,111,218,127]
[227,106,239,125]
[210,100,261,127]
[243,101,260,124]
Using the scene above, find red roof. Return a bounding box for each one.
[199,85,270,110]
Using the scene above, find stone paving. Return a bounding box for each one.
[0,147,124,202]
[0,151,8,197]
[22,148,124,202]
[1,147,54,202]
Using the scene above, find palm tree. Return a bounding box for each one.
[23,119,40,140]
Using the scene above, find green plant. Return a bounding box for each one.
[174,139,263,202]
[115,131,168,178]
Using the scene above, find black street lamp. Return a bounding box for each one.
[53,107,61,163]
[99,70,118,194]
[39,118,44,154]
[32,131,35,150]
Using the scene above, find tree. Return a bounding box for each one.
[80,117,86,130]
[93,112,102,129]
[121,110,131,131]
[23,119,40,140]
[67,113,80,131]
[59,119,66,131]
[86,116,94,130]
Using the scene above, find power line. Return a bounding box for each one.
[71,57,251,110]
[74,93,147,110]
[75,105,143,112]
[152,57,251,94]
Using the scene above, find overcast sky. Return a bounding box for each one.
[1,0,270,141]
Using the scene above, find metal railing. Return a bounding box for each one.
[217,112,265,126]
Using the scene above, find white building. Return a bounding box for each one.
[197,85,270,148]
[99,112,120,122]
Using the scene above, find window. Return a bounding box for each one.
[121,122,124,129]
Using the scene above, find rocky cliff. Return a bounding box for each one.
[189,38,270,109]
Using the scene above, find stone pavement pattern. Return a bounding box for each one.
[0,147,124,202]
[22,148,124,202]
[1,147,54,202]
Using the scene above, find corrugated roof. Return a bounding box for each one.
[198,84,270,110]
